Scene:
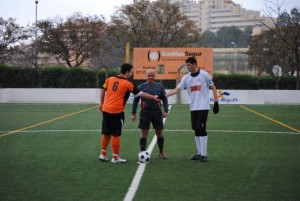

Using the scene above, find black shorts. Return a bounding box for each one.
[102,112,124,136]
[138,109,164,130]
[191,110,209,130]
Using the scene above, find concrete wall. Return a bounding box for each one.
[0,88,300,105]
[0,88,100,104]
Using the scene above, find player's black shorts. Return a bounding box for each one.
[138,109,164,130]
[102,112,124,136]
[191,110,209,130]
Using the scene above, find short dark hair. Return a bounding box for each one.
[120,63,133,74]
[186,57,197,65]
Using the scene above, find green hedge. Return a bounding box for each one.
[0,65,297,89]
[42,66,68,88]
[0,65,39,88]
[213,74,259,89]
[65,67,96,88]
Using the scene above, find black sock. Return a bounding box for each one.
[140,137,147,151]
[157,137,164,153]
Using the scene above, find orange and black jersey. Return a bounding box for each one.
[102,76,141,114]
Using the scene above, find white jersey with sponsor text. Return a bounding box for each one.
[177,70,214,111]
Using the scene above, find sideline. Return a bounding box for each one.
[123,105,172,201]
[239,105,300,133]
[0,105,98,138]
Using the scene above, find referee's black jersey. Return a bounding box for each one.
[132,82,169,114]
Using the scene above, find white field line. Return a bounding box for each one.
[0,129,298,135]
[123,105,172,201]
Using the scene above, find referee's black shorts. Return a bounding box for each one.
[138,109,164,130]
[102,112,124,136]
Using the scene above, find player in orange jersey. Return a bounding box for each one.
[98,63,159,164]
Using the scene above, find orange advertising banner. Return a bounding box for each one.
[133,48,213,80]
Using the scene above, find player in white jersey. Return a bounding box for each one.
[165,57,219,162]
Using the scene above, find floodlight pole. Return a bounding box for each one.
[230,42,237,74]
[35,0,38,68]
[35,0,42,87]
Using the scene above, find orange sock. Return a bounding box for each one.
[112,136,120,159]
[101,134,111,156]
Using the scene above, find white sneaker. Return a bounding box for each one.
[111,157,127,164]
[99,154,108,161]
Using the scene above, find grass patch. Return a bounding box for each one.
[0,103,299,201]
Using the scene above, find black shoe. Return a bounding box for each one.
[190,154,201,160]
[199,155,207,162]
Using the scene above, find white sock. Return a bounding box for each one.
[195,136,201,155]
[200,136,208,156]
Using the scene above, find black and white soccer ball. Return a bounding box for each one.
[138,151,151,163]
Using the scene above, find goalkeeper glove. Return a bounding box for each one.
[213,102,219,114]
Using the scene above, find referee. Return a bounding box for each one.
[131,69,169,159]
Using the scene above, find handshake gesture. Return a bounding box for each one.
[152,94,166,101]
[157,94,166,100]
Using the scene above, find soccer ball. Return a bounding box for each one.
[138,151,151,163]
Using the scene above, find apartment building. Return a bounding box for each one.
[167,0,271,74]
[170,0,269,33]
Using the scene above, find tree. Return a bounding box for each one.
[242,26,253,47]
[90,34,125,86]
[0,17,28,63]
[201,26,252,48]
[248,31,294,77]
[110,0,201,48]
[38,13,107,67]
[201,30,217,47]
[151,0,201,47]
[259,1,300,89]
[216,26,248,48]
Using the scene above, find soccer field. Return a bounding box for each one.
[0,103,299,201]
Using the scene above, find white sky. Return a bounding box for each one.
[0,0,299,26]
